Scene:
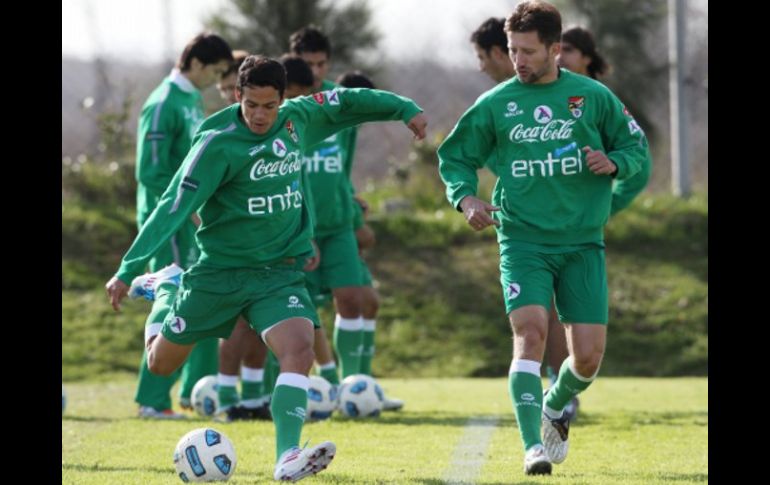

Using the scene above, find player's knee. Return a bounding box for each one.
[511,320,547,345]
[572,353,602,378]
[362,295,379,317]
[282,345,315,374]
[147,351,175,376]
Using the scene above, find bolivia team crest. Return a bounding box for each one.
[285,120,299,142]
[568,96,585,118]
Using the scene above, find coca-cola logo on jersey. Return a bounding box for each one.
[249,152,302,181]
[509,119,576,143]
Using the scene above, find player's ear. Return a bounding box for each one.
[551,41,561,58]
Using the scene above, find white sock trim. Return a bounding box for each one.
[544,403,564,420]
[509,359,541,377]
[144,323,163,345]
[362,318,376,331]
[218,373,239,387]
[567,356,599,382]
[335,314,364,331]
[275,372,310,391]
[318,362,337,371]
[241,366,264,382]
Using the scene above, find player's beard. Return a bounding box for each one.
[519,58,557,84]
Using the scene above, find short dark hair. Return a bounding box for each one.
[471,18,508,54]
[505,1,562,47]
[237,56,287,97]
[222,49,250,78]
[562,27,608,79]
[177,32,233,71]
[279,54,314,87]
[336,71,375,89]
[289,26,332,57]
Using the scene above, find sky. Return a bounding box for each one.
[62,0,514,68]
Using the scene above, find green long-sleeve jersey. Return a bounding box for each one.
[438,68,651,246]
[610,131,652,215]
[116,87,422,284]
[135,70,205,223]
[302,81,419,237]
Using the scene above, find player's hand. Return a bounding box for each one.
[583,146,617,175]
[304,240,321,271]
[406,113,428,140]
[354,195,369,216]
[459,195,500,231]
[106,276,129,311]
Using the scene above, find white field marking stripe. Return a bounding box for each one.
[443,416,499,485]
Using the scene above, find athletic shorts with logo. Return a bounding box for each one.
[161,262,320,345]
[499,242,608,324]
[305,229,363,295]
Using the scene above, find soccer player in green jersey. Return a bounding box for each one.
[558,26,651,215]
[290,27,369,382]
[210,51,273,421]
[133,32,232,419]
[107,55,427,481]
[439,1,651,475]
[472,15,581,422]
[333,70,404,411]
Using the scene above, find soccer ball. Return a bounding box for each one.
[192,375,219,417]
[337,374,384,418]
[306,375,337,421]
[173,428,236,482]
[62,383,66,414]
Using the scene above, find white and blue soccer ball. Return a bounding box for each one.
[62,383,66,414]
[337,374,384,418]
[173,428,236,482]
[306,375,337,421]
[191,375,219,417]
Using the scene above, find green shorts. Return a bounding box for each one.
[499,245,608,324]
[305,229,363,291]
[359,257,373,287]
[160,262,320,345]
[306,255,372,309]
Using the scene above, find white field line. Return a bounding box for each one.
[443,415,500,485]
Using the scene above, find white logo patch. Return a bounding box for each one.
[534,105,553,124]
[521,393,535,401]
[505,101,524,118]
[628,119,643,135]
[326,89,340,105]
[506,283,521,300]
[272,138,287,157]
[169,316,186,334]
[249,144,266,156]
[287,406,307,420]
[288,295,305,309]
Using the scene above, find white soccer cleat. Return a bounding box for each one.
[541,412,570,464]
[137,406,186,420]
[128,263,184,301]
[382,396,404,411]
[523,444,552,475]
[273,441,336,482]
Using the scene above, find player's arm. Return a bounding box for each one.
[108,133,229,308]
[290,87,426,148]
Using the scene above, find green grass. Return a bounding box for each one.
[62,377,707,484]
[62,190,707,378]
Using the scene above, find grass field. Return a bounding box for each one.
[62,377,707,484]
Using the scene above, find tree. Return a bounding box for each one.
[564,0,669,142]
[204,0,380,75]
